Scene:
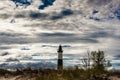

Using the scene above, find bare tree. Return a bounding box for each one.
[82,50,91,70]
[82,50,111,70]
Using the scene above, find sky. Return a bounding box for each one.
[0,0,120,69]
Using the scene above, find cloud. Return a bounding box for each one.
[0,52,9,56]
[0,30,99,45]
[18,55,32,60]
[87,0,112,6]
[92,10,99,14]
[0,32,28,37]
[0,0,120,70]
[41,44,71,48]
[113,6,120,20]
[87,31,109,38]
[5,57,19,62]
[36,32,99,43]
[0,46,11,50]
[115,55,120,58]
[15,14,26,18]
[0,28,113,45]
[50,14,63,20]
[14,11,48,19]
[50,9,74,20]
[0,7,6,10]
[11,0,32,8]
[0,63,24,69]
[38,0,56,10]
[0,31,38,45]
[29,12,48,19]
[61,9,74,16]
[11,0,56,9]
[0,36,33,45]
[13,9,73,20]
[0,62,56,69]
[0,31,33,45]
[3,0,120,21]
[26,62,56,69]
[39,32,74,37]
[89,17,101,21]
[0,13,11,19]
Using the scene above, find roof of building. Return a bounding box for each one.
[57,45,63,53]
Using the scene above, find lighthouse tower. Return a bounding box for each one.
[57,45,63,70]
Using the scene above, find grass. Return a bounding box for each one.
[0,67,115,80]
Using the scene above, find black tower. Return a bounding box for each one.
[57,45,63,70]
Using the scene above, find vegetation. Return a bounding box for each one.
[0,50,119,80]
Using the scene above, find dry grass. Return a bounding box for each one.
[0,68,118,80]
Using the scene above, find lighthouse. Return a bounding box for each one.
[57,45,63,70]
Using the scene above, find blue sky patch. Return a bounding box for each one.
[11,0,32,7]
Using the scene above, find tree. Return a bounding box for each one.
[82,51,91,70]
[82,50,111,71]
[91,50,111,70]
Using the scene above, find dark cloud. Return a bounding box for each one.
[87,31,109,38]
[0,31,99,45]
[0,32,28,37]
[15,14,26,18]
[61,9,74,16]
[0,31,40,45]
[15,9,73,20]
[11,0,32,8]
[5,57,19,62]
[11,0,56,10]
[64,54,83,58]
[92,10,99,14]
[14,11,49,20]
[0,13,11,19]
[21,47,30,50]
[0,31,34,45]
[114,53,120,59]
[0,29,119,45]
[29,12,48,19]
[0,62,56,69]
[23,23,42,27]
[112,63,120,67]
[51,9,74,20]
[89,16,101,21]
[0,7,5,10]
[36,32,98,43]
[41,44,71,48]
[34,30,120,44]
[39,32,74,37]
[20,55,32,60]
[26,62,56,69]
[0,63,24,69]
[86,31,120,40]
[115,55,120,58]
[0,52,9,56]
[50,15,63,20]
[39,0,56,10]
[0,46,11,50]
[113,6,120,20]
[13,9,74,20]
[23,22,63,29]
[0,36,33,45]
